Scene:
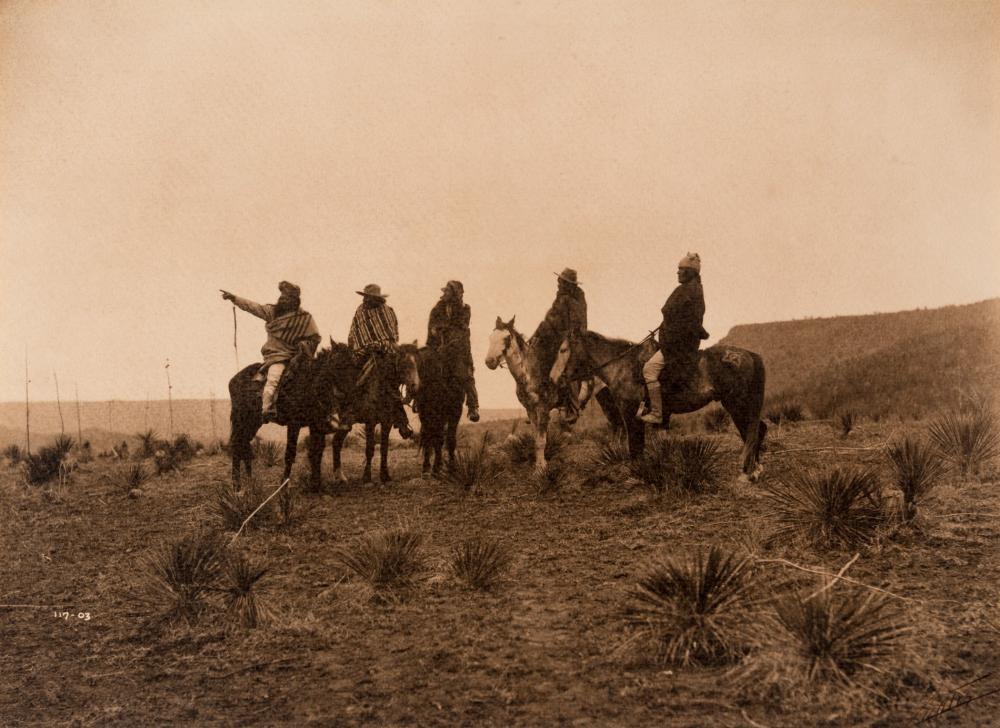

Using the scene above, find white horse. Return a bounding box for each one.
[485,316,589,470]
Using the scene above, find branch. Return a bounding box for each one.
[804,552,859,601]
[756,557,911,602]
[230,478,290,544]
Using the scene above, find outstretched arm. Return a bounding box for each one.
[226,293,273,321]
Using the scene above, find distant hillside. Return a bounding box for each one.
[719,298,1000,417]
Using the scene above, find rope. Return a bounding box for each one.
[232,306,240,370]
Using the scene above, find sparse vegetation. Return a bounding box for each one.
[210,479,273,533]
[3,443,23,465]
[53,434,75,458]
[139,531,224,626]
[672,437,725,494]
[534,459,566,496]
[336,527,425,591]
[221,551,271,628]
[23,445,65,485]
[928,408,1000,476]
[442,432,502,493]
[593,434,631,468]
[253,438,281,468]
[136,430,158,459]
[771,582,907,684]
[450,536,512,590]
[623,546,756,666]
[116,462,150,495]
[703,407,729,433]
[886,435,946,522]
[765,466,887,550]
[837,410,856,437]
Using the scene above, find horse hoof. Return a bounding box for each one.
[422,471,432,480]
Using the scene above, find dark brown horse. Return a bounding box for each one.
[329,343,421,485]
[228,344,356,488]
[570,330,768,481]
[415,342,466,478]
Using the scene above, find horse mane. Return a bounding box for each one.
[582,329,640,350]
[502,321,528,351]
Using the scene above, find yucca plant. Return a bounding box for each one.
[534,459,566,496]
[765,466,886,550]
[594,435,632,467]
[703,407,729,433]
[221,551,271,628]
[140,531,224,625]
[781,403,805,423]
[765,409,784,426]
[252,438,282,468]
[928,409,1000,476]
[623,546,756,666]
[23,446,64,485]
[136,429,159,458]
[773,582,907,684]
[673,437,725,494]
[117,462,150,494]
[210,479,271,532]
[52,434,75,458]
[335,527,425,590]
[442,432,502,493]
[838,411,856,438]
[3,443,23,465]
[171,433,198,462]
[628,438,675,494]
[450,536,513,590]
[886,436,945,522]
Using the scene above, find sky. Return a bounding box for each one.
[1,0,998,408]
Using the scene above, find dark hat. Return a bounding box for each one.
[441,280,464,294]
[555,268,580,286]
[356,283,388,299]
[278,280,301,297]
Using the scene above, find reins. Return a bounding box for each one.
[568,330,657,382]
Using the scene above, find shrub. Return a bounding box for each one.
[210,479,272,533]
[52,435,75,458]
[136,430,159,459]
[703,407,730,433]
[886,436,945,522]
[623,546,756,666]
[24,446,64,485]
[534,459,566,496]
[3,444,23,465]
[171,433,199,461]
[139,531,224,625]
[221,551,271,628]
[335,527,424,590]
[837,411,856,438]
[628,438,676,494]
[253,438,281,468]
[765,466,886,550]
[450,536,512,590]
[593,435,631,468]
[780,403,805,423]
[765,409,784,426]
[773,582,907,684]
[928,409,1000,476]
[153,446,179,475]
[442,432,502,493]
[673,437,725,494]
[116,463,150,495]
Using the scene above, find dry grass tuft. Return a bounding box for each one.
[138,531,225,626]
[442,432,502,493]
[3,443,23,465]
[221,551,272,628]
[23,445,65,485]
[703,406,730,433]
[886,435,945,522]
[450,536,513,590]
[210,478,272,532]
[534,459,567,496]
[116,462,150,494]
[765,466,887,550]
[623,545,756,666]
[628,437,724,496]
[928,408,1000,477]
[253,438,282,468]
[336,527,425,591]
[136,429,158,459]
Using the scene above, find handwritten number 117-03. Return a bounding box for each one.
[53,611,91,621]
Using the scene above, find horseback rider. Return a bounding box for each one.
[530,268,588,424]
[640,253,708,426]
[426,280,480,422]
[220,281,321,423]
[346,284,414,439]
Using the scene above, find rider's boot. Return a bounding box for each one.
[640,382,664,424]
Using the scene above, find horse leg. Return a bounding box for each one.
[306,428,325,491]
[283,424,300,483]
[363,423,375,484]
[533,408,549,470]
[445,417,458,471]
[726,400,766,483]
[422,435,433,479]
[330,430,348,484]
[379,421,391,483]
[624,406,646,459]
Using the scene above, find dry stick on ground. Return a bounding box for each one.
[918,673,1000,724]
[756,557,912,602]
[229,478,291,544]
[803,552,859,602]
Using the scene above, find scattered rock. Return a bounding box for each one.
[129,488,143,499]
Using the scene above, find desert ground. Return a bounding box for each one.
[2,408,999,727]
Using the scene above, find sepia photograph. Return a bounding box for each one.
[1,1,999,725]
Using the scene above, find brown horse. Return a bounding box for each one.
[414,342,467,477]
[228,344,355,488]
[328,343,421,484]
[570,330,768,481]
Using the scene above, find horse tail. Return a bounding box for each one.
[743,352,768,473]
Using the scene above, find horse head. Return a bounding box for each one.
[485,316,517,370]
[397,341,421,403]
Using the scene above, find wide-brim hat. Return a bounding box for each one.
[278,280,301,297]
[554,268,581,286]
[356,283,388,299]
